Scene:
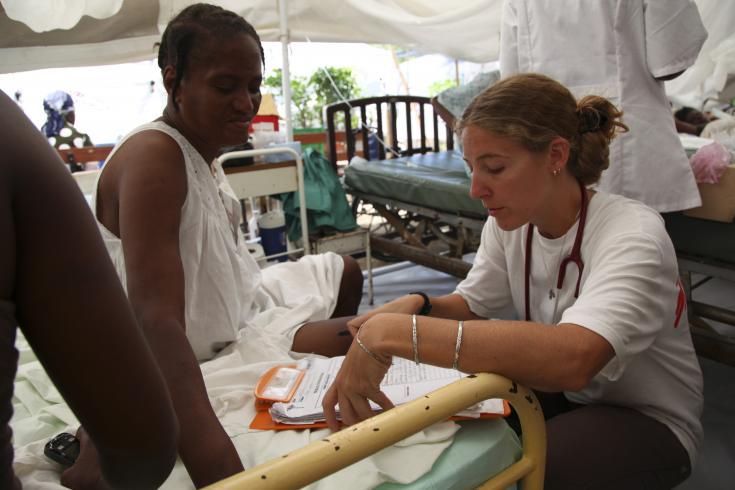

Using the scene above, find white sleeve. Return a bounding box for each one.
[643,0,708,78]
[454,220,513,319]
[499,0,520,77]
[560,231,679,381]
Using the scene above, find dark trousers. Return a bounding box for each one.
[509,392,692,490]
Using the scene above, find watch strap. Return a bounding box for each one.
[409,291,432,316]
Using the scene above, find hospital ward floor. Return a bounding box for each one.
[357,259,735,490]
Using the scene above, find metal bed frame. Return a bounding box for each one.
[205,374,546,490]
[678,253,735,365]
[325,95,482,278]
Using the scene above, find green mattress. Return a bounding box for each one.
[344,151,487,218]
[379,419,521,490]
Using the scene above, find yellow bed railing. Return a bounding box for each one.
[204,373,546,490]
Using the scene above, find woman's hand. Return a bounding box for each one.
[322,318,395,431]
[346,294,423,336]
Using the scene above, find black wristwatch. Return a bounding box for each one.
[409,291,432,315]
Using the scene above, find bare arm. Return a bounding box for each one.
[0,91,178,488]
[324,311,613,429]
[108,132,243,487]
[346,292,481,335]
[365,313,613,392]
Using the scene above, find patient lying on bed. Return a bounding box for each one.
[84,4,363,487]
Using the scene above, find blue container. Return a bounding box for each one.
[258,211,287,262]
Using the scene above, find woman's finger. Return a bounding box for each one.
[322,385,341,432]
[346,313,370,332]
[368,390,395,414]
[347,321,361,337]
[348,392,376,422]
[338,391,360,427]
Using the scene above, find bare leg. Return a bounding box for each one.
[291,256,364,357]
[291,316,356,357]
[330,256,363,318]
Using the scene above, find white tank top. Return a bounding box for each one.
[92,121,263,360]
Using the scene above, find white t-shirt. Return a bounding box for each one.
[500,0,707,212]
[455,192,703,464]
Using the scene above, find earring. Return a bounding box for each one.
[552,168,560,176]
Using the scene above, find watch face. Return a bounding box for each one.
[44,433,80,466]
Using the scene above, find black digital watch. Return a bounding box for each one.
[409,291,432,316]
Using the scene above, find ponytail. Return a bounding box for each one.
[571,96,628,185]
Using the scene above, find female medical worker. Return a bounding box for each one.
[323,74,704,490]
[500,0,708,213]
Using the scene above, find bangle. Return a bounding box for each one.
[355,334,391,367]
[409,291,432,315]
[412,314,420,365]
[452,321,464,371]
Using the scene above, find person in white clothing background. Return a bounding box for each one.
[500,0,708,213]
[323,74,703,489]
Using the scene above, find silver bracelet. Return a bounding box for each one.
[356,334,391,367]
[412,314,420,365]
[453,321,464,371]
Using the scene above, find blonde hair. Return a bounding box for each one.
[457,73,628,185]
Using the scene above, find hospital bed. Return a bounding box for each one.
[207,374,546,490]
[326,95,482,278]
[12,326,538,489]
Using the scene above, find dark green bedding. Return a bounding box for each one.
[343,151,486,217]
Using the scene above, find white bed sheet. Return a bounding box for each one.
[11,331,458,489]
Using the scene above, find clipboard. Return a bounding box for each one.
[249,362,510,431]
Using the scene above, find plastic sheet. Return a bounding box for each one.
[690,141,732,184]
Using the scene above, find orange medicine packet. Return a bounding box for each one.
[254,365,305,403]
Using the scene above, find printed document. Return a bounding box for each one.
[270,356,505,424]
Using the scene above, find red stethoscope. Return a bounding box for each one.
[524,179,589,322]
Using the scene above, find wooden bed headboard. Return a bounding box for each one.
[324,95,454,171]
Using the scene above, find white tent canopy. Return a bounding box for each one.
[2,0,734,111]
[0,0,502,74]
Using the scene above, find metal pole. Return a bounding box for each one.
[217,147,309,254]
[278,0,293,141]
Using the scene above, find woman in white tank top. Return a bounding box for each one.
[87,4,364,487]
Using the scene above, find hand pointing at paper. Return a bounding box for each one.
[323,316,394,431]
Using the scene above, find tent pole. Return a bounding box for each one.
[278,0,293,141]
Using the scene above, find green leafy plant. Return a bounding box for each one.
[428,79,457,97]
[264,68,318,128]
[263,66,360,128]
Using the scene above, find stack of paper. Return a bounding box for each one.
[270,356,505,425]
